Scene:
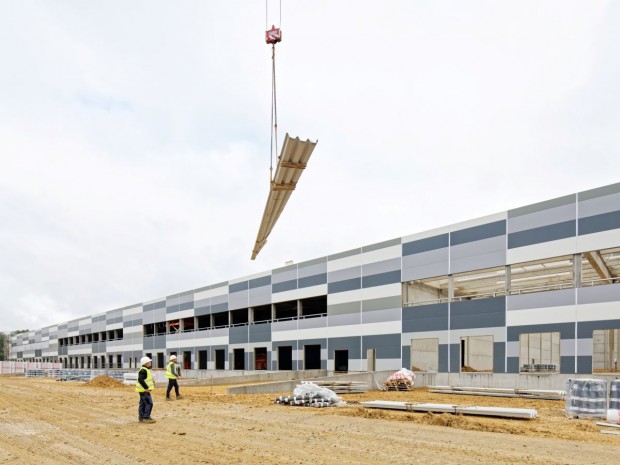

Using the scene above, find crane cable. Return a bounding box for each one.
[266,0,282,183]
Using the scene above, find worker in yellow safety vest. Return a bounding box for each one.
[165,354,182,400]
[135,356,156,423]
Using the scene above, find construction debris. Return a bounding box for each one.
[361,400,538,419]
[383,368,416,391]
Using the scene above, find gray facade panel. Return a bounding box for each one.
[328,312,361,327]
[402,234,449,256]
[153,335,166,350]
[577,319,620,339]
[578,191,620,218]
[451,220,506,246]
[329,336,361,359]
[211,302,228,313]
[508,220,576,249]
[507,322,575,341]
[362,238,401,253]
[362,296,402,313]
[273,279,297,293]
[362,258,401,277]
[362,308,401,324]
[298,261,327,279]
[195,305,210,316]
[579,210,620,236]
[228,292,248,311]
[579,182,620,202]
[507,289,575,311]
[578,285,620,305]
[508,194,576,218]
[178,292,193,304]
[329,266,361,283]
[450,250,506,275]
[179,302,193,311]
[402,303,449,333]
[401,345,410,371]
[402,261,450,282]
[298,316,327,330]
[506,357,519,373]
[328,248,361,261]
[211,294,228,306]
[450,297,506,330]
[272,268,296,284]
[508,203,576,234]
[362,333,401,359]
[328,277,361,294]
[229,326,249,344]
[298,273,327,289]
[249,323,271,343]
[328,301,360,316]
[362,270,401,289]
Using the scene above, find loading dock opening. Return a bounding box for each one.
[233,348,245,370]
[304,344,321,370]
[334,350,348,372]
[215,349,225,370]
[278,346,292,370]
[255,347,267,370]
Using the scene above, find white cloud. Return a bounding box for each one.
[1,1,619,332]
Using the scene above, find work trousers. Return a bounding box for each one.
[138,392,153,419]
[166,379,180,398]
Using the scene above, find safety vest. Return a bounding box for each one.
[135,367,155,392]
[165,361,177,380]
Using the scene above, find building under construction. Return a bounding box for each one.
[10,182,620,383]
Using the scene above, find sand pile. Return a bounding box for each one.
[85,375,126,388]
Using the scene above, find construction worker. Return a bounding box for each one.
[165,354,182,400]
[135,356,156,423]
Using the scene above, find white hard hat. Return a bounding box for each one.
[170,355,177,361]
[140,356,152,365]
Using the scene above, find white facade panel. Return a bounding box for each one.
[361,245,401,265]
[361,283,401,301]
[507,306,577,327]
[327,254,361,273]
[327,289,362,306]
[576,301,620,322]
[577,228,620,253]
[272,284,327,303]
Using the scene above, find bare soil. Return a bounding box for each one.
[0,376,618,464]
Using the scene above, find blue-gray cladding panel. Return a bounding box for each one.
[450,297,505,330]
[273,280,297,293]
[507,357,519,373]
[579,210,620,236]
[449,343,460,373]
[249,275,271,289]
[329,336,361,359]
[439,344,449,372]
[507,289,575,311]
[402,234,449,256]
[195,305,211,316]
[402,303,449,333]
[229,281,248,293]
[560,356,575,374]
[299,273,327,288]
[507,322,575,341]
[328,278,361,294]
[577,356,592,374]
[508,221,576,249]
[451,220,506,246]
[211,302,228,314]
[249,323,271,343]
[362,270,401,288]
[493,342,506,373]
[229,326,249,344]
[362,334,401,359]
[401,346,410,371]
[578,285,620,305]
[577,319,620,338]
[179,302,193,311]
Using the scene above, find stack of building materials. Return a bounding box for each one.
[274,381,343,408]
[429,385,565,400]
[360,400,537,419]
[565,378,608,418]
[383,368,416,391]
[609,379,620,409]
[312,380,368,394]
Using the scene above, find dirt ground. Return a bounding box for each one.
[0,376,618,465]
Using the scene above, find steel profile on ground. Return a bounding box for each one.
[251,133,318,260]
[360,400,537,419]
[428,385,565,400]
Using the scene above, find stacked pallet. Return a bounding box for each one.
[383,368,416,391]
[429,385,565,400]
[312,380,368,394]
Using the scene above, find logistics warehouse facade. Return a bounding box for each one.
[10,182,620,378]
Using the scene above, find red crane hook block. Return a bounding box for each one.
[265,25,282,44]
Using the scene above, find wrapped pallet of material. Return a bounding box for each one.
[610,379,620,410]
[565,378,607,418]
[384,368,416,391]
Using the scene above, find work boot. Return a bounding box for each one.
[176,395,183,399]
[142,418,156,424]
[166,397,172,401]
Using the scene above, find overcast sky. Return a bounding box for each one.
[1,1,619,332]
